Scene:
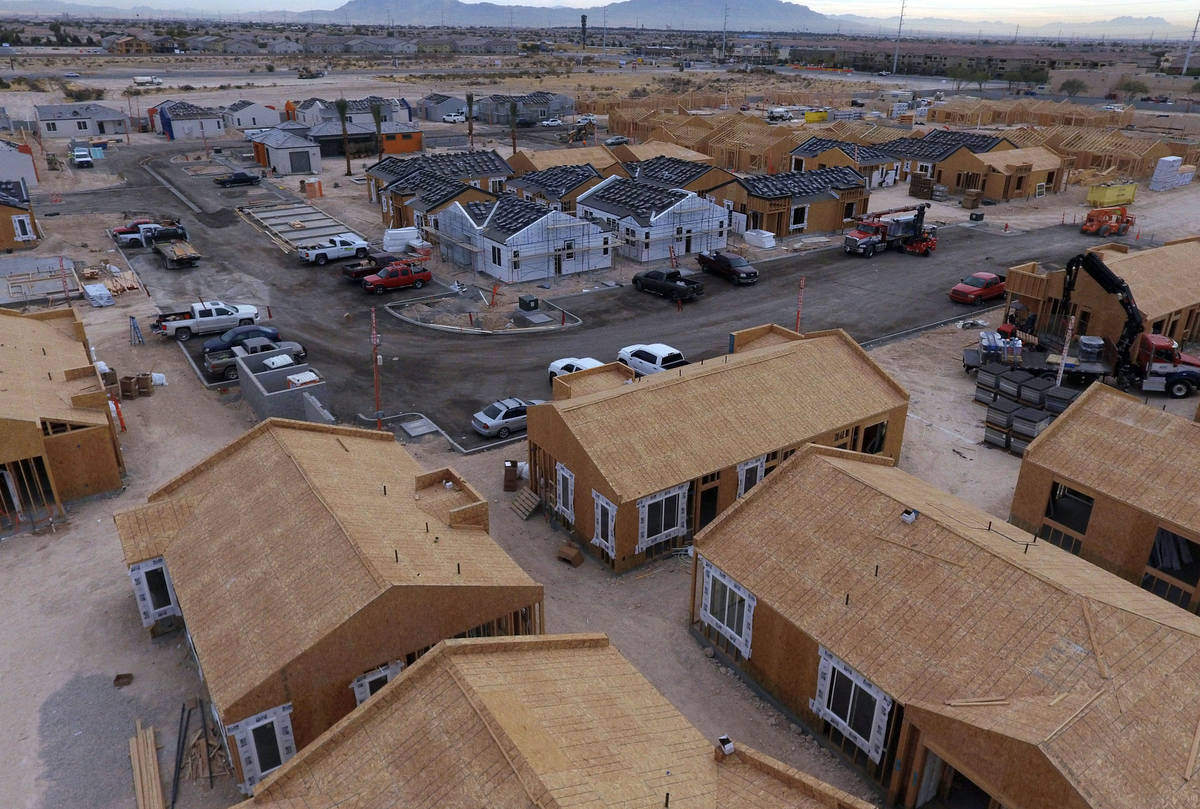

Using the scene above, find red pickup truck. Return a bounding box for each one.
[362,262,432,294]
[949,272,1006,305]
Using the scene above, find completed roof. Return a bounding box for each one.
[532,329,907,501]
[697,446,1200,809]
[508,163,600,199]
[1093,237,1200,321]
[1022,383,1200,531]
[235,635,872,809]
[0,179,29,208]
[878,136,971,162]
[34,102,125,121]
[0,308,108,431]
[790,136,895,166]
[250,129,316,149]
[921,128,1010,152]
[401,170,491,212]
[736,166,866,201]
[625,155,715,188]
[367,150,513,188]
[576,177,688,226]
[161,101,222,120]
[116,419,538,718]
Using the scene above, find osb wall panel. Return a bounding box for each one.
[226,582,544,749]
[905,706,1090,809]
[43,426,122,501]
[0,418,45,462]
[740,602,823,728]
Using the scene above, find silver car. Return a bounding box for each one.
[471,397,545,439]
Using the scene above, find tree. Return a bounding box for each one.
[369,100,383,161]
[509,100,517,156]
[335,97,352,176]
[1058,78,1087,98]
[946,65,969,92]
[1116,78,1148,104]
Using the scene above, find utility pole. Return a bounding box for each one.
[1182,9,1200,77]
[371,307,382,430]
[721,2,728,61]
[890,0,906,76]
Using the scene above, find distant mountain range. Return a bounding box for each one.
[1,0,1193,41]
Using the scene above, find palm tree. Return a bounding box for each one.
[509,100,518,156]
[335,97,352,176]
[369,101,384,161]
[466,92,474,149]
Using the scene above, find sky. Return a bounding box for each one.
[77,0,1196,28]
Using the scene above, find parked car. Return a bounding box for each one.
[361,262,432,294]
[213,171,262,187]
[151,301,260,342]
[948,272,1006,305]
[471,397,544,438]
[202,323,282,354]
[341,252,403,282]
[547,356,603,382]
[71,148,93,168]
[297,233,369,265]
[632,269,704,301]
[617,343,688,376]
[202,338,307,380]
[696,250,759,284]
[114,222,188,248]
[604,135,630,146]
[63,71,80,78]
[539,118,563,127]
[441,112,466,123]
[111,218,156,236]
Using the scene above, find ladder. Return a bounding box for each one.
[668,244,679,268]
[129,315,145,345]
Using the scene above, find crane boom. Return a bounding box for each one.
[1061,252,1144,386]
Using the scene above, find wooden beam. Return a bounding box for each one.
[1185,711,1200,781]
[1081,599,1110,679]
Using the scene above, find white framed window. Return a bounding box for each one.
[555,462,575,523]
[76,120,88,131]
[511,249,520,271]
[592,490,615,556]
[700,560,755,657]
[916,162,933,175]
[128,556,181,627]
[227,703,296,792]
[737,455,766,496]
[491,245,501,266]
[602,237,610,256]
[350,660,405,705]
[790,205,807,230]
[563,239,574,260]
[809,647,892,764]
[45,121,58,132]
[11,215,35,242]
[1035,182,1046,198]
[469,179,481,188]
[636,482,688,552]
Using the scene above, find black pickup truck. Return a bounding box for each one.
[632,269,704,302]
[696,251,759,284]
[341,252,401,282]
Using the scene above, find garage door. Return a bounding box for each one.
[289,150,312,174]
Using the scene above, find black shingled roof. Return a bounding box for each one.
[577,177,688,226]
[624,155,712,188]
[921,129,1008,153]
[877,137,969,162]
[790,137,895,166]
[366,150,513,188]
[405,171,489,212]
[736,166,866,200]
[480,196,555,242]
[508,164,600,199]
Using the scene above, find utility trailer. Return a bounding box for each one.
[155,240,201,269]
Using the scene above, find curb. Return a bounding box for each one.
[383,293,583,336]
[354,410,526,455]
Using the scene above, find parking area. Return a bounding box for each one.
[81,140,1128,452]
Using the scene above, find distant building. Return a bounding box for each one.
[266,38,303,55]
[249,129,320,175]
[223,100,281,130]
[476,92,573,125]
[109,35,152,55]
[34,102,127,138]
[707,166,870,238]
[157,101,225,140]
[418,93,466,122]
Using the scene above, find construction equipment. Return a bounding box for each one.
[557,120,596,144]
[1080,206,1136,237]
[843,203,937,257]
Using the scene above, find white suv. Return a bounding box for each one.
[617,343,688,376]
[441,112,466,123]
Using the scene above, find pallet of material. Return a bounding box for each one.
[1019,375,1055,407]
[1045,385,1083,413]
[984,426,1011,449]
[997,369,1034,399]
[974,384,997,405]
[976,362,1009,390]
[986,398,1022,430]
[1010,435,1030,456]
[103,271,141,295]
[1012,407,1054,439]
[129,721,165,809]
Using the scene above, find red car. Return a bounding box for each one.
[949,272,1006,305]
[111,218,155,236]
[361,262,432,294]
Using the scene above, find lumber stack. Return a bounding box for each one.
[129,721,166,809]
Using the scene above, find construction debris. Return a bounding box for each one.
[128,721,165,809]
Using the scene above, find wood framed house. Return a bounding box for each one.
[609,140,715,165]
[879,130,1016,192]
[575,175,728,262]
[437,196,612,283]
[365,151,513,228]
[707,167,869,238]
[789,137,900,189]
[233,634,873,809]
[113,420,543,794]
[526,325,908,573]
[0,307,124,534]
[507,145,628,178]
[693,444,1200,809]
[1010,384,1200,612]
[0,179,38,249]
[507,164,605,213]
[1003,238,1200,346]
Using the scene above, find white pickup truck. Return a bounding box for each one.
[297,233,369,265]
[114,222,189,248]
[151,300,260,342]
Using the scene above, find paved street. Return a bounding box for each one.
[43,140,1118,449]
